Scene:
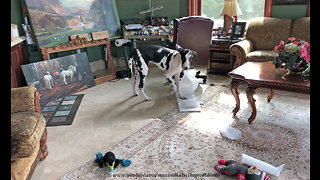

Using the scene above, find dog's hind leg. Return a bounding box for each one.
[138,70,152,101]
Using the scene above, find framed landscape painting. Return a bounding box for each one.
[25,0,121,48]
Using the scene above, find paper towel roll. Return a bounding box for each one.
[241,154,285,177]
[179,69,202,97]
[115,39,131,47]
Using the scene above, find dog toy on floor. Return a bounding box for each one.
[95,151,131,173]
[214,160,271,180]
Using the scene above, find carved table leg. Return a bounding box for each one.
[40,128,48,161]
[230,79,241,116]
[246,86,258,124]
[267,89,274,102]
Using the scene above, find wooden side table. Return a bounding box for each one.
[208,36,241,73]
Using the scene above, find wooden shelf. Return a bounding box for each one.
[208,37,241,73]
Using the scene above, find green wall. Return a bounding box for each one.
[11,0,188,63]
[11,0,309,63]
[11,0,24,36]
[115,0,188,22]
[271,0,309,19]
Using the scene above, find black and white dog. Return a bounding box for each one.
[128,45,196,101]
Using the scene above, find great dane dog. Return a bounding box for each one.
[128,45,196,101]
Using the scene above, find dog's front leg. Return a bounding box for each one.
[174,73,187,100]
[138,71,152,101]
[167,76,177,94]
[63,76,67,85]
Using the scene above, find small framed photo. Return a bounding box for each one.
[230,22,246,39]
[273,0,307,5]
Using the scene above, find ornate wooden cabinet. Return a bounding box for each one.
[11,37,28,88]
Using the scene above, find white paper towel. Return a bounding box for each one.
[115,39,131,47]
[177,69,202,112]
[220,126,242,140]
[241,154,285,177]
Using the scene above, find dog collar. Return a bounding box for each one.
[107,161,115,172]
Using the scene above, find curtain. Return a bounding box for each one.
[188,0,201,16]
[188,0,273,17]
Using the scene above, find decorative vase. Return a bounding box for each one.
[282,67,308,81]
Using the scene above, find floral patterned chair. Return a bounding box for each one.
[11,86,48,180]
[230,17,310,69]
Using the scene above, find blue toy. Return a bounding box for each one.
[95,151,131,173]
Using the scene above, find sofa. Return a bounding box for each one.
[11,86,48,180]
[230,17,310,68]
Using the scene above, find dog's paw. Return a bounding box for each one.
[145,97,152,101]
[133,91,139,96]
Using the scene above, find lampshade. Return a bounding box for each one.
[220,0,243,16]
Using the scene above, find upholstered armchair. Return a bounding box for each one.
[167,16,214,66]
[11,86,48,180]
[230,17,310,69]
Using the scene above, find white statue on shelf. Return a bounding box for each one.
[22,24,34,45]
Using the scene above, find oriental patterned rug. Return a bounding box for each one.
[61,85,310,180]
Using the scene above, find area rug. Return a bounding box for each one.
[41,94,84,126]
[61,85,310,180]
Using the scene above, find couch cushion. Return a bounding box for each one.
[11,111,46,161]
[11,86,37,113]
[246,17,292,51]
[291,17,310,43]
[11,142,40,180]
[246,50,279,62]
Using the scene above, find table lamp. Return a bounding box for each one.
[220,0,243,35]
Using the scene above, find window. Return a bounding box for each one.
[201,0,266,29]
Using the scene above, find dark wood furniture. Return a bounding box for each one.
[172,16,214,66]
[11,37,28,88]
[208,36,241,73]
[228,61,310,124]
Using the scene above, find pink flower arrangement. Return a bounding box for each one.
[273,37,310,76]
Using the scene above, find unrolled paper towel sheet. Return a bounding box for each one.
[241,154,285,177]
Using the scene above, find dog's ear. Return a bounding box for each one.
[192,51,199,61]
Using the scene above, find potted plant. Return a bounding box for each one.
[273,37,310,77]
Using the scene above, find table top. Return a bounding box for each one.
[228,62,310,93]
[11,36,26,47]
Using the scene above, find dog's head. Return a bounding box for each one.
[179,49,198,70]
